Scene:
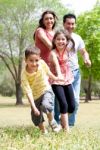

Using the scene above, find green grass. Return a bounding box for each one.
[0,126,100,150]
[0,96,100,150]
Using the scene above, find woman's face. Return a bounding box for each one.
[43,13,55,29]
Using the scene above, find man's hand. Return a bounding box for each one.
[84,59,91,67]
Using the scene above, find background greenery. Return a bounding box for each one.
[0,0,100,104]
[0,1,100,149]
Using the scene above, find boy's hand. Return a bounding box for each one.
[33,107,40,116]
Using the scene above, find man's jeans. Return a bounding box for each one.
[54,69,81,126]
[68,69,81,126]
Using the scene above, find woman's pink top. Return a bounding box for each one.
[35,27,54,65]
[50,48,74,85]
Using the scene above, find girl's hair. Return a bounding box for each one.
[52,29,75,50]
[25,45,41,59]
[33,10,58,39]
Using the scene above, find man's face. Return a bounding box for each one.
[63,18,76,33]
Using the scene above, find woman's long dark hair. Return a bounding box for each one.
[33,10,58,40]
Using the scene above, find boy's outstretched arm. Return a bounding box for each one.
[27,93,40,116]
[21,73,40,116]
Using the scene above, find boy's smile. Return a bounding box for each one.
[25,54,40,73]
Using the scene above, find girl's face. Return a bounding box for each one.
[25,54,40,73]
[43,13,55,30]
[54,33,67,50]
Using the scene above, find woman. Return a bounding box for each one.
[34,10,58,65]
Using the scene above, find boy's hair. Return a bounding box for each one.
[52,29,75,50]
[25,45,41,59]
[63,13,76,23]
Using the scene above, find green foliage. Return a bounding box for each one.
[76,3,100,81]
[0,0,68,101]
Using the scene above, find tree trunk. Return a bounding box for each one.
[84,88,89,103]
[85,75,92,102]
[15,82,23,105]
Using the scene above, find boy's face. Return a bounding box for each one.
[25,54,40,72]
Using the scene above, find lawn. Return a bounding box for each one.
[0,96,100,150]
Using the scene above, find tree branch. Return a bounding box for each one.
[0,54,16,81]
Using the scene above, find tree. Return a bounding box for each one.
[0,0,36,104]
[0,0,68,104]
[76,1,100,101]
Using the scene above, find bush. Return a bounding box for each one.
[0,70,15,96]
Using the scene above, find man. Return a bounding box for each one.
[63,13,91,126]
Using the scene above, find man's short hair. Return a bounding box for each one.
[63,13,76,23]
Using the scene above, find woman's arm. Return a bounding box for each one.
[37,29,52,50]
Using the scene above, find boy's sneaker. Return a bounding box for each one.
[41,129,48,134]
[49,120,61,133]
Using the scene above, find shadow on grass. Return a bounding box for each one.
[0,103,29,108]
[80,99,100,104]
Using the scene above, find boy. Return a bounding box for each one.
[21,45,61,134]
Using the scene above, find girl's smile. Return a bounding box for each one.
[54,33,68,51]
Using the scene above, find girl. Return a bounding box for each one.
[34,10,58,66]
[49,29,75,132]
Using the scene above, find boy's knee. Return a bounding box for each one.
[42,103,54,113]
[42,91,54,113]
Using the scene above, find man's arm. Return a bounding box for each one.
[80,48,91,67]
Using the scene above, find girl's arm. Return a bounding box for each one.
[42,59,64,81]
[50,51,62,77]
